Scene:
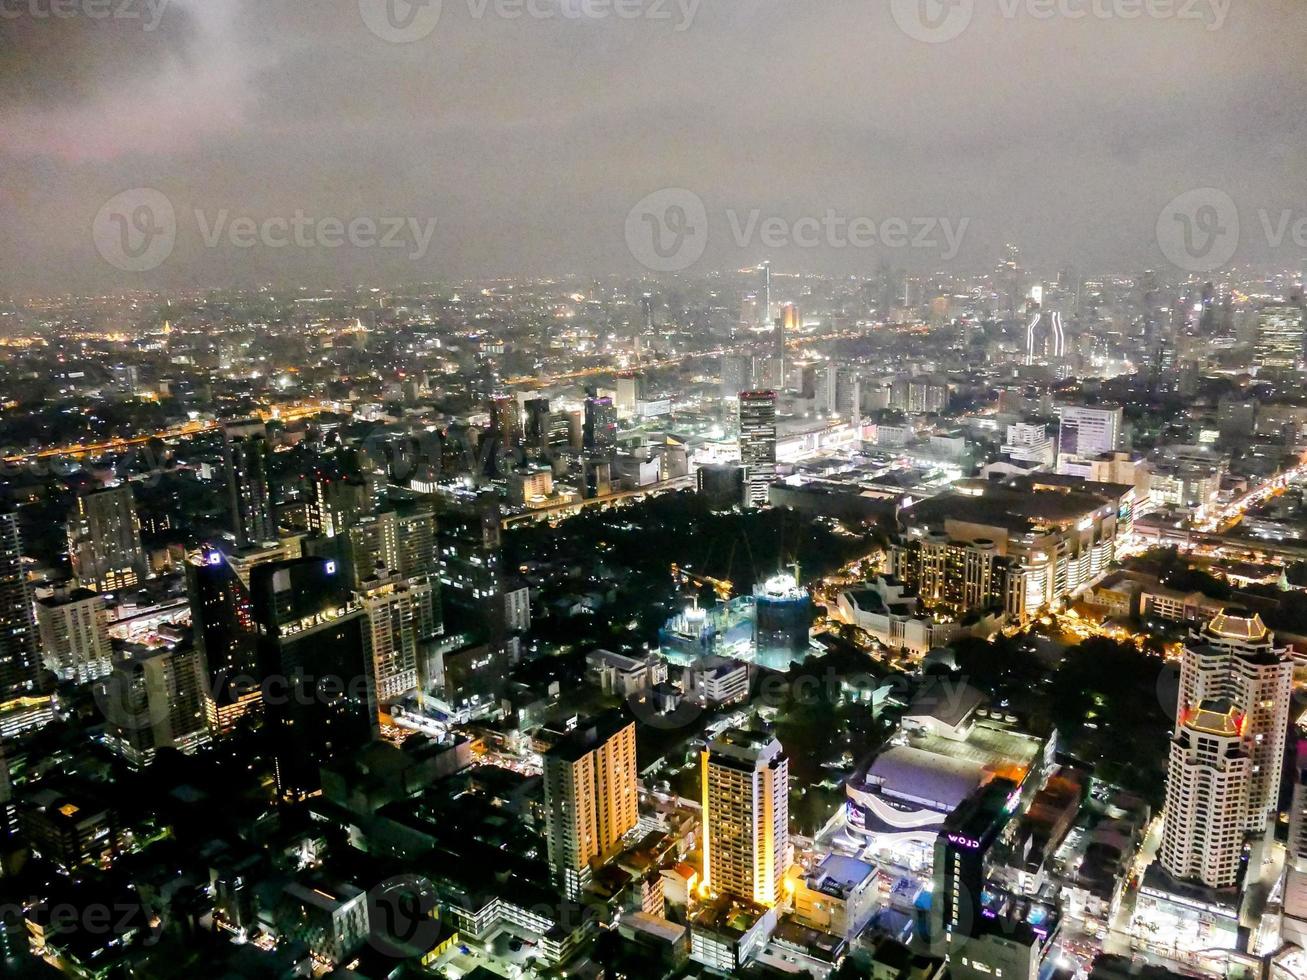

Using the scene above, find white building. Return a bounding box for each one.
[1159,611,1292,889]
[836,576,958,657]
[505,583,531,633]
[586,649,667,697]
[689,656,749,707]
[35,589,112,683]
[355,571,437,712]
[1056,404,1123,474]
[1001,422,1056,469]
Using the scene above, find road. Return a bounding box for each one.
[1,402,335,465]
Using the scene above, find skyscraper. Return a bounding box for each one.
[701,728,789,906]
[355,569,438,719]
[1254,301,1305,373]
[223,420,275,547]
[186,549,261,735]
[0,509,39,711]
[738,391,778,509]
[435,487,504,639]
[933,779,1017,935]
[542,712,639,899]
[1159,610,1291,889]
[326,505,439,590]
[250,557,376,798]
[490,395,521,450]
[583,389,618,451]
[66,484,147,592]
[775,301,797,385]
[757,262,771,330]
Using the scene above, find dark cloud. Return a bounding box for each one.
[0,0,196,109]
[1,0,1305,291]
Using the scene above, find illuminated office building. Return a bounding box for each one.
[1254,301,1304,372]
[702,728,789,906]
[738,391,778,509]
[186,549,261,735]
[752,573,811,669]
[1055,404,1122,474]
[583,390,618,451]
[251,557,376,799]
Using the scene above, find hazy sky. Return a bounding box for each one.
[2,0,1305,292]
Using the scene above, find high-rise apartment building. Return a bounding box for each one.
[738,391,778,509]
[355,569,438,717]
[311,473,373,538]
[319,504,440,591]
[67,485,147,592]
[0,509,40,711]
[223,420,275,547]
[435,488,503,637]
[542,713,639,898]
[35,589,112,683]
[891,475,1128,623]
[100,642,211,768]
[1159,610,1292,889]
[702,728,790,906]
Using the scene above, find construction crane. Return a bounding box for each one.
[670,563,734,601]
